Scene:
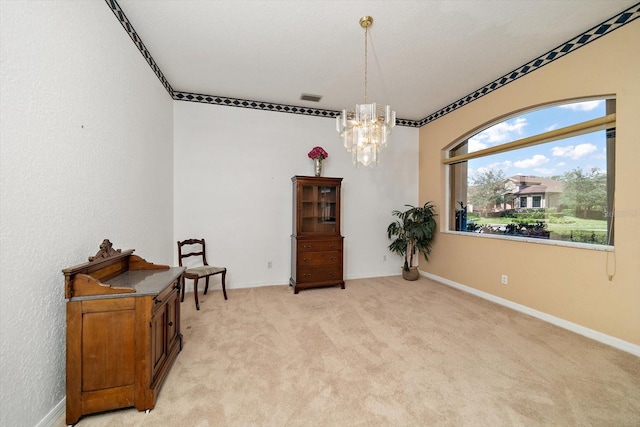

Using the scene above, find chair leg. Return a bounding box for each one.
[204,276,210,295]
[221,269,228,300]
[180,276,186,302]
[193,277,200,311]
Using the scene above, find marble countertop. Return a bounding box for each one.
[70,267,185,301]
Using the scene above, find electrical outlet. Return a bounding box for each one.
[383,255,387,262]
[501,274,508,285]
[267,261,272,269]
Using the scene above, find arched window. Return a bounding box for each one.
[445,97,615,247]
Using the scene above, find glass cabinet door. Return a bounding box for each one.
[301,184,337,234]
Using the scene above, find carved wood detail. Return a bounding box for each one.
[88,239,122,262]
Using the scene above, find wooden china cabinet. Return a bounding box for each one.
[290,176,344,294]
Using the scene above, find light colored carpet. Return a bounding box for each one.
[56,276,640,426]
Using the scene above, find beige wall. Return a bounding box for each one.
[419,21,640,346]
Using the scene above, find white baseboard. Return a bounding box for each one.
[37,397,65,427]
[421,271,640,357]
[181,272,401,293]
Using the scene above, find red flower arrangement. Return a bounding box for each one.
[307,146,328,160]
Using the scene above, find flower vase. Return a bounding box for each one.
[314,158,323,177]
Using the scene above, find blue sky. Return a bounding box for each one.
[467,100,608,180]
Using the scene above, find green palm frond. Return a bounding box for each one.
[386,201,437,270]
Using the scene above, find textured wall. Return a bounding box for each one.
[0,2,174,426]
[173,102,419,289]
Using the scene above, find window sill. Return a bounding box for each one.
[444,230,614,252]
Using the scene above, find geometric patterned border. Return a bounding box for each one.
[418,2,640,126]
[106,0,639,129]
[172,91,421,127]
[173,92,341,119]
[105,0,174,96]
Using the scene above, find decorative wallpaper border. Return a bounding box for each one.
[106,0,639,128]
[173,92,339,118]
[105,0,174,96]
[171,91,420,127]
[417,2,640,127]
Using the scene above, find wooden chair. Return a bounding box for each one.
[177,238,227,310]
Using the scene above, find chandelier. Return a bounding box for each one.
[336,16,396,167]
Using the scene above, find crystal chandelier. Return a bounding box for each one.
[336,16,396,167]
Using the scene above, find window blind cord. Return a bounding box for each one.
[606,193,615,281]
[606,251,615,281]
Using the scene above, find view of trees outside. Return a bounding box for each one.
[559,167,607,220]
[468,169,507,214]
[457,99,612,245]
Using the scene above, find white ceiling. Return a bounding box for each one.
[116,0,636,122]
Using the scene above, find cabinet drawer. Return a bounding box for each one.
[298,251,342,266]
[298,240,342,252]
[297,265,342,283]
[153,281,178,312]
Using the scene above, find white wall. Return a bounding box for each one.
[174,102,419,290]
[0,2,174,426]
[1,3,417,424]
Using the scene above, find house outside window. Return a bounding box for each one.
[519,197,527,208]
[446,98,615,246]
[532,196,542,208]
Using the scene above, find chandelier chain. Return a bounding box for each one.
[364,25,368,104]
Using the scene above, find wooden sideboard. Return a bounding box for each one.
[290,176,345,294]
[62,241,185,425]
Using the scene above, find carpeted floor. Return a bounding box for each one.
[56,276,640,426]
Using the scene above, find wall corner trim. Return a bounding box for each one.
[421,271,640,357]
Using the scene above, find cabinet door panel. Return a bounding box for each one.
[150,308,168,381]
[167,289,179,351]
[293,176,342,236]
[81,310,135,391]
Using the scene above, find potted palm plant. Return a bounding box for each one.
[387,201,437,280]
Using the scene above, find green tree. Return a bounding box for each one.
[559,167,607,219]
[469,169,507,215]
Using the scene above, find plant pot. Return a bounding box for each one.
[402,266,419,281]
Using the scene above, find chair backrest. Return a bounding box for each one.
[177,238,209,267]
